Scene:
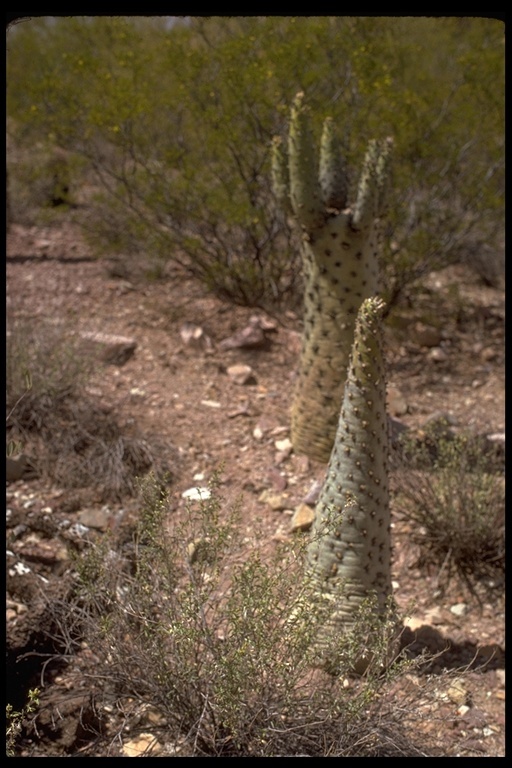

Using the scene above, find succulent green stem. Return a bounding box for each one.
[272,93,392,463]
[306,296,395,673]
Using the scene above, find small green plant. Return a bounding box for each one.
[393,430,505,596]
[6,688,40,757]
[67,472,442,757]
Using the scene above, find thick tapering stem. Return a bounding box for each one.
[306,296,394,672]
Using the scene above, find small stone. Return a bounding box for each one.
[79,330,137,366]
[181,487,211,501]
[219,321,267,350]
[268,468,288,492]
[450,602,468,617]
[290,503,315,532]
[404,616,425,632]
[480,346,497,362]
[227,364,256,385]
[78,507,114,531]
[187,538,213,565]
[275,438,293,453]
[428,346,448,362]
[423,606,446,625]
[387,385,408,417]
[446,677,470,705]
[414,322,442,348]
[121,734,161,757]
[302,478,324,505]
[6,455,30,482]
[258,490,291,511]
[179,322,212,350]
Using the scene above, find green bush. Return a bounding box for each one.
[6,688,40,757]
[7,17,504,308]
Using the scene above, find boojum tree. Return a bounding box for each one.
[272,92,392,464]
[305,295,396,674]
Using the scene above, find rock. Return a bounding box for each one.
[187,537,214,565]
[423,606,447,626]
[428,346,448,363]
[290,503,315,532]
[258,489,291,511]
[182,487,211,501]
[7,455,30,482]
[78,506,116,532]
[446,677,470,706]
[450,602,468,617]
[249,313,277,332]
[121,734,162,757]
[414,322,442,348]
[481,346,498,362]
[267,468,288,491]
[219,316,272,350]
[275,438,293,453]
[387,384,408,417]
[226,363,256,385]
[179,322,212,351]
[302,477,324,506]
[79,330,137,366]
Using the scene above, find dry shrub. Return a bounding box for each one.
[6,317,174,499]
[48,472,474,757]
[392,427,505,597]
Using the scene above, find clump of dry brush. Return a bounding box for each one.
[6,317,174,500]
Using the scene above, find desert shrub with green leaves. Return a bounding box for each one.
[393,429,505,596]
[6,318,170,499]
[7,16,504,307]
[6,688,40,758]
[64,472,444,757]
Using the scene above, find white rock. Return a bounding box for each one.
[226,364,256,385]
[428,347,448,362]
[182,487,211,501]
[121,734,161,757]
[450,602,468,617]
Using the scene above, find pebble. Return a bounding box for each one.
[428,347,448,362]
[414,322,442,348]
[290,503,315,532]
[450,603,468,617]
[226,364,256,385]
[258,490,291,511]
[275,438,293,453]
[181,487,211,501]
[121,734,162,758]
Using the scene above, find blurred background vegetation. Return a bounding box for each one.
[6,15,505,310]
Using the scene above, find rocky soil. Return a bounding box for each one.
[6,221,505,757]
